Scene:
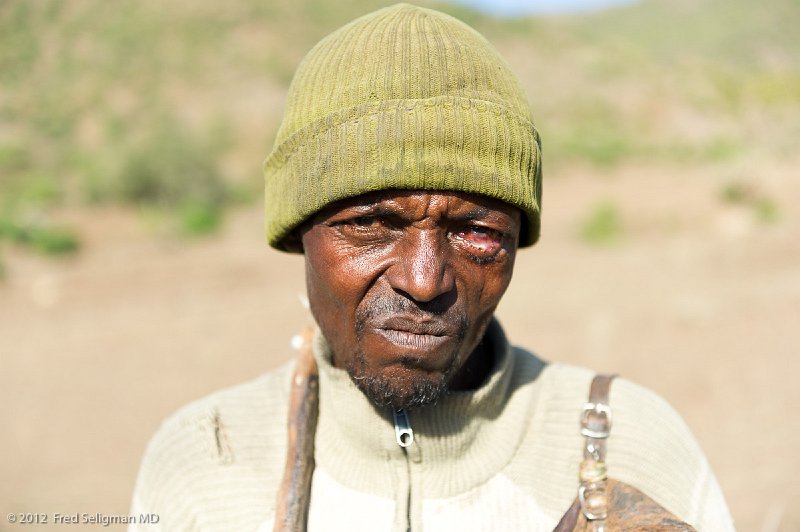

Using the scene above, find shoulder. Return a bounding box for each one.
[526,361,700,462]
[142,360,295,466]
[131,362,295,529]
[528,362,734,531]
[602,377,734,530]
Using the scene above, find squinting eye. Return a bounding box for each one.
[349,216,381,228]
[334,215,389,240]
[453,225,503,257]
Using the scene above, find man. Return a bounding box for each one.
[131,4,734,531]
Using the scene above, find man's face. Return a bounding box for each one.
[301,190,521,410]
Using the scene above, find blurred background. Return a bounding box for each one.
[1,0,798,530]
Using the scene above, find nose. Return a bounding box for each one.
[386,229,455,304]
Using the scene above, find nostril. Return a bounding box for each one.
[392,286,457,315]
[402,266,453,303]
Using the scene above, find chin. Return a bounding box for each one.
[346,357,451,410]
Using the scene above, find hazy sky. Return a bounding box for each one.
[448,0,639,15]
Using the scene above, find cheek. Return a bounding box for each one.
[463,254,516,309]
[304,244,351,321]
[303,232,385,343]
[305,244,378,305]
[490,258,516,298]
[457,255,516,343]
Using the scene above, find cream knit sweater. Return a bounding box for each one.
[130,321,734,531]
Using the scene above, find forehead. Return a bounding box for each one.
[312,189,522,222]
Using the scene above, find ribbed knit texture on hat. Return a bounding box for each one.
[263,3,542,251]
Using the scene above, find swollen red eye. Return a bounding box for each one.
[454,226,503,257]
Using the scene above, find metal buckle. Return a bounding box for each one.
[578,481,608,521]
[581,402,612,439]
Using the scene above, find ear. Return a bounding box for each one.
[280,230,305,253]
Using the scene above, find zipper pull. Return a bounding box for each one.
[393,409,414,448]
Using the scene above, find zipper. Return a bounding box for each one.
[393,409,414,447]
[393,409,415,531]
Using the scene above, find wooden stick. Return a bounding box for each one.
[274,328,319,532]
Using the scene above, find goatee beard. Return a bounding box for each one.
[348,296,468,410]
[345,352,451,410]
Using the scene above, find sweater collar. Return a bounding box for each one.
[312,319,530,498]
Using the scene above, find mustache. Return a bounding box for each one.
[355,296,468,340]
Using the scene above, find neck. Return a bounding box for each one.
[448,336,495,392]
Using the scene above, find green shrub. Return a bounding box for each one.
[719,181,781,225]
[579,202,623,245]
[0,215,80,256]
[0,143,31,172]
[755,199,780,224]
[720,181,753,204]
[115,117,227,208]
[180,201,221,236]
[24,225,80,255]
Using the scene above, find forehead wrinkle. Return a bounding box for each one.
[372,192,441,222]
[331,190,518,226]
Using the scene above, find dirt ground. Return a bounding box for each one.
[2,161,798,531]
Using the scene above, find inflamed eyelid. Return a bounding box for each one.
[453,230,503,257]
[462,240,495,253]
[448,214,516,234]
[462,225,505,241]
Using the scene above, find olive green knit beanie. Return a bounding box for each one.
[264,3,542,251]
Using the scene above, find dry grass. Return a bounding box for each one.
[1,0,799,529]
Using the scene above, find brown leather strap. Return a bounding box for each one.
[552,498,581,532]
[555,374,697,531]
[581,374,616,463]
[274,327,318,532]
[589,374,615,406]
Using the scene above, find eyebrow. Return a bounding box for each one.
[448,207,491,221]
[340,199,512,227]
[344,203,394,216]
[350,202,497,221]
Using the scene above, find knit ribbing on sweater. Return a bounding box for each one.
[130,321,734,531]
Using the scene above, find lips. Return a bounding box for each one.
[375,316,453,336]
[376,328,451,350]
[370,316,455,352]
